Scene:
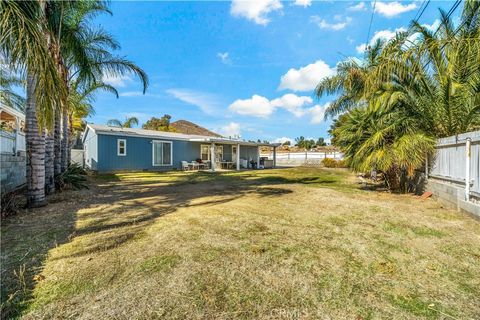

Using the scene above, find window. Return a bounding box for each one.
[117,139,126,156]
[152,140,172,166]
[200,145,223,161]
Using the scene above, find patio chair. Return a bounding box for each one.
[181,161,190,171]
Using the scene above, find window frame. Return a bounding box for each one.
[117,139,126,156]
[152,140,173,166]
[200,144,223,161]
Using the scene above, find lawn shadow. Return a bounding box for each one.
[0,167,347,317]
[1,188,80,319]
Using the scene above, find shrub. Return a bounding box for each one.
[322,158,347,168]
[1,190,23,219]
[55,163,88,191]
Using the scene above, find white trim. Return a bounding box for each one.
[201,144,210,161]
[152,140,173,166]
[200,144,223,161]
[117,139,126,156]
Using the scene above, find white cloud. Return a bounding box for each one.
[273,137,294,144]
[308,103,328,124]
[230,0,282,25]
[221,122,241,137]
[356,27,406,53]
[166,88,221,115]
[356,43,367,53]
[348,2,367,11]
[279,60,335,92]
[229,93,328,122]
[271,94,313,117]
[294,0,311,7]
[422,19,441,32]
[311,15,351,31]
[374,1,417,18]
[120,91,143,97]
[102,74,131,87]
[229,94,275,118]
[217,52,230,64]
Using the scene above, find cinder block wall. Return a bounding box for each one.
[426,178,480,218]
[0,152,26,194]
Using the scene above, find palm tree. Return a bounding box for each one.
[315,39,384,119]
[107,117,139,128]
[45,0,148,171]
[317,1,480,191]
[68,81,119,146]
[0,67,25,111]
[1,1,65,207]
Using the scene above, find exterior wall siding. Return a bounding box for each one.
[96,134,238,172]
[239,145,258,162]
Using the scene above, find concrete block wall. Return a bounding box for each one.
[0,152,26,194]
[426,178,480,218]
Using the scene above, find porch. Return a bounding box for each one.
[185,139,279,172]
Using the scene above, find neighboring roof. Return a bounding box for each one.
[170,120,221,137]
[0,105,25,120]
[84,124,279,147]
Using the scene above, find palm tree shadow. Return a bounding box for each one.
[1,169,302,317]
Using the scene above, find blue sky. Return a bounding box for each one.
[91,0,458,143]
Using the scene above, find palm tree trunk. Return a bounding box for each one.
[60,107,69,172]
[67,113,74,165]
[25,72,47,207]
[45,129,55,194]
[54,109,62,175]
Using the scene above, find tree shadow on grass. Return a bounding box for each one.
[0,168,344,318]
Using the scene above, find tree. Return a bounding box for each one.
[0,67,25,111]
[44,1,148,172]
[107,117,139,128]
[142,115,176,132]
[316,137,326,146]
[316,1,480,191]
[1,1,65,207]
[1,0,148,206]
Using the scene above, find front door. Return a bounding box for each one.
[232,146,237,163]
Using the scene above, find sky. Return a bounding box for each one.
[90,0,459,144]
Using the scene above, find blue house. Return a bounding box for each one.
[82,124,279,172]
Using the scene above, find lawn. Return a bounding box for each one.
[1,167,479,319]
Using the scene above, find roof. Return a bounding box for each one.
[0,105,25,120]
[84,124,279,147]
[170,120,222,137]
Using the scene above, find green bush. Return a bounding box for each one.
[322,158,347,168]
[55,163,88,191]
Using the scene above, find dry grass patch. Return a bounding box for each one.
[1,167,479,319]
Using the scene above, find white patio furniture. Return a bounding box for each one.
[190,161,200,170]
[181,161,191,171]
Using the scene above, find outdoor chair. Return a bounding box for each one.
[181,161,190,171]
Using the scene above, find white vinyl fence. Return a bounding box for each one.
[262,151,343,167]
[71,149,84,166]
[429,130,480,200]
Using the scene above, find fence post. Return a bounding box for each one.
[425,152,428,181]
[465,138,471,201]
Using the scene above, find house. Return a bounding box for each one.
[82,124,279,172]
[0,105,26,193]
